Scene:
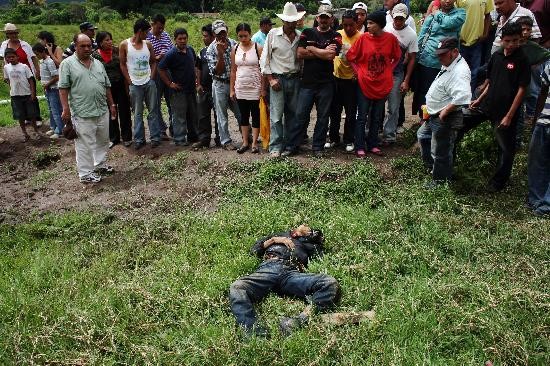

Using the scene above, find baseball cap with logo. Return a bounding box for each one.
[317,4,333,17]
[212,20,228,34]
[436,37,459,54]
[392,3,409,18]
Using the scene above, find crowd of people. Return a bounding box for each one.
[0,0,549,216]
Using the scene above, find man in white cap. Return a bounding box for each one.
[260,2,304,158]
[352,2,368,33]
[205,19,241,150]
[384,0,416,33]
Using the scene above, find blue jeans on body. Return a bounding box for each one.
[129,79,160,144]
[170,91,197,144]
[212,79,241,145]
[461,42,483,92]
[286,84,334,152]
[154,72,172,134]
[269,75,300,152]
[525,63,544,117]
[45,88,63,135]
[528,123,550,215]
[382,72,404,142]
[229,260,340,330]
[428,112,462,182]
[355,89,385,151]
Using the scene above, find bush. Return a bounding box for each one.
[174,12,193,23]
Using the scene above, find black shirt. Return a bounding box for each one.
[158,45,196,93]
[482,48,531,122]
[298,27,342,88]
[196,46,212,91]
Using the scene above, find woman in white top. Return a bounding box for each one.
[230,23,264,154]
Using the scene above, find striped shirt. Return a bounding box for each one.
[539,61,550,125]
[206,38,237,81]
[146,31,173,57]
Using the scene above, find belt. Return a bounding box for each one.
[272,73,299,79]
[213,76,229,83]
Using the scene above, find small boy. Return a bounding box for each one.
[3,48,40,141]
[527,61,550,217]
[470,22,531,191]
[32,43,63,139]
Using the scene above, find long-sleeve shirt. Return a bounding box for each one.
[260,27,301,75]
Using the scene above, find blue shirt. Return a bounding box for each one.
[251,30,267,46]
[158,45,196,93]
[206,38,237,80]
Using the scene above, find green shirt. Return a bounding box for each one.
[58,54,111,118]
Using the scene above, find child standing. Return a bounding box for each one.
[32,43,63,139]
[470,22,531,191]
[3,48,39,141]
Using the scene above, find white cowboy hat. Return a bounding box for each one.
[3,23,19,32]
[276,2,306,22]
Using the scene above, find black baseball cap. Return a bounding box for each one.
[79,22,97,31]
[436,37,459,54]
[260,17,276,26]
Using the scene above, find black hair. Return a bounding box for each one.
[295,2,306,12]
[152,14,166,25]
[134,18,151,34]
[342,9,358,22]
[32,43,46,53]
[501,22,522,38]
[37,31,55,45]
[4,48,16,57]
[236,23,252,34]
[96,31,113,47]
[174,28,188,38]
[515,16,534,28]
[201,24,213,36]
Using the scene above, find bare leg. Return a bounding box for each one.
[251,127,260,149]
[240,125,250,147]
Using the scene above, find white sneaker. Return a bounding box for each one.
[49,133,60,139]
[36,121,43,127]
[324,142,336,149]
[345,143,354,153]
[80,172,101,183]
[46,129,55,136]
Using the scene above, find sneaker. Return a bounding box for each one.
[46,129,55,136]
[36,121,43,127]
[222,142,237,151]
[123,140,133,147]
[324,142,336,149]
[270,151,281,158]
[151,140,161,148]
[396,126,405,134]
[345,143,354,153]
[49,133,60,139]
[355,149,366,158]
[281,149,296,157]
[94,165,114,175]
[80,172,101,184]
[109,141,115,149]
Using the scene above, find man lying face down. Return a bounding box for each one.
[229,224,341,338]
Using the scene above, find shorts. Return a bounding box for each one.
[11,95,38,120]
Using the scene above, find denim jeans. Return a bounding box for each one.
[417,121,433,170]
[45,88,63,135]
[196,88,219,143]
[528,123,550,214]
[428,112,462,182]
[229,260,340,329]
[382,72,404,142]
[460,42,483,91]
[355,89,385,150]
[329,78,358,145]
[269,76,299,152]
[212,79,241,145]
[525,63,544,117]
[287,84,334,152]
[170,92,197,144]
[491,118,519,189]
[129,79,160,144]
[153,71,172,134]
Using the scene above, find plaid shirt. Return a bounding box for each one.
[146,31,173,57]
[206,38,236,81]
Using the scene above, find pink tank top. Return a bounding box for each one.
[234,43,261,100]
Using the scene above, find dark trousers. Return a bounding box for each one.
[329,78,357,145]
[355,89,385,150]
[109,79,132,143]
[491,118,519,189]
[154,72,172,134]
[428,112,462,182]
[236,99,260,128]
[197,88,220,144]
[229,260,340,329]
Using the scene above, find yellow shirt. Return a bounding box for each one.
[456,0,494,46]
[334,30,361,80]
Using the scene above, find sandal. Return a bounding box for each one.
[369,147,384,156]
[251,146,259,154]
[237,145,249,154]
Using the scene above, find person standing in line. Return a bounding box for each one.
[326,10,361,152]
[59,34,117,183]
[158,28,198,147]
[37,31,63,67]
[347,10,401,158]
[206,19,242,151]
[62,22,98,59]
[382,4,418,145]
[352,2,368,33]
[194,24,220,149]
[230,23,264,154]
[384,0,417,33]
[283,3,342,157]
[92,31,133,148]
[491,0,540,54]
[120,19,160,150]
[260,2,304,158]
[294,3,308,32]
[251,17,276,46]
[146,14,173,140]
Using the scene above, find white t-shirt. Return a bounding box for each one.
[39,56,58,89]
[386,11,417,34]
[384,23,419,73]
[492,4,541,53]
[3,62,32,96]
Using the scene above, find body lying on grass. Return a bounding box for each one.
[229,224,340,338]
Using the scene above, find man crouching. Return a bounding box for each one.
[229,224,340,338]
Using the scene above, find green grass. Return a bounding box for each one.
[1,157,548,365]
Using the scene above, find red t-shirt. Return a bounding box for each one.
[15,46,30,69]
[346,31,401,100]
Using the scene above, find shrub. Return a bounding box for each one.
[174,12,193,23]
